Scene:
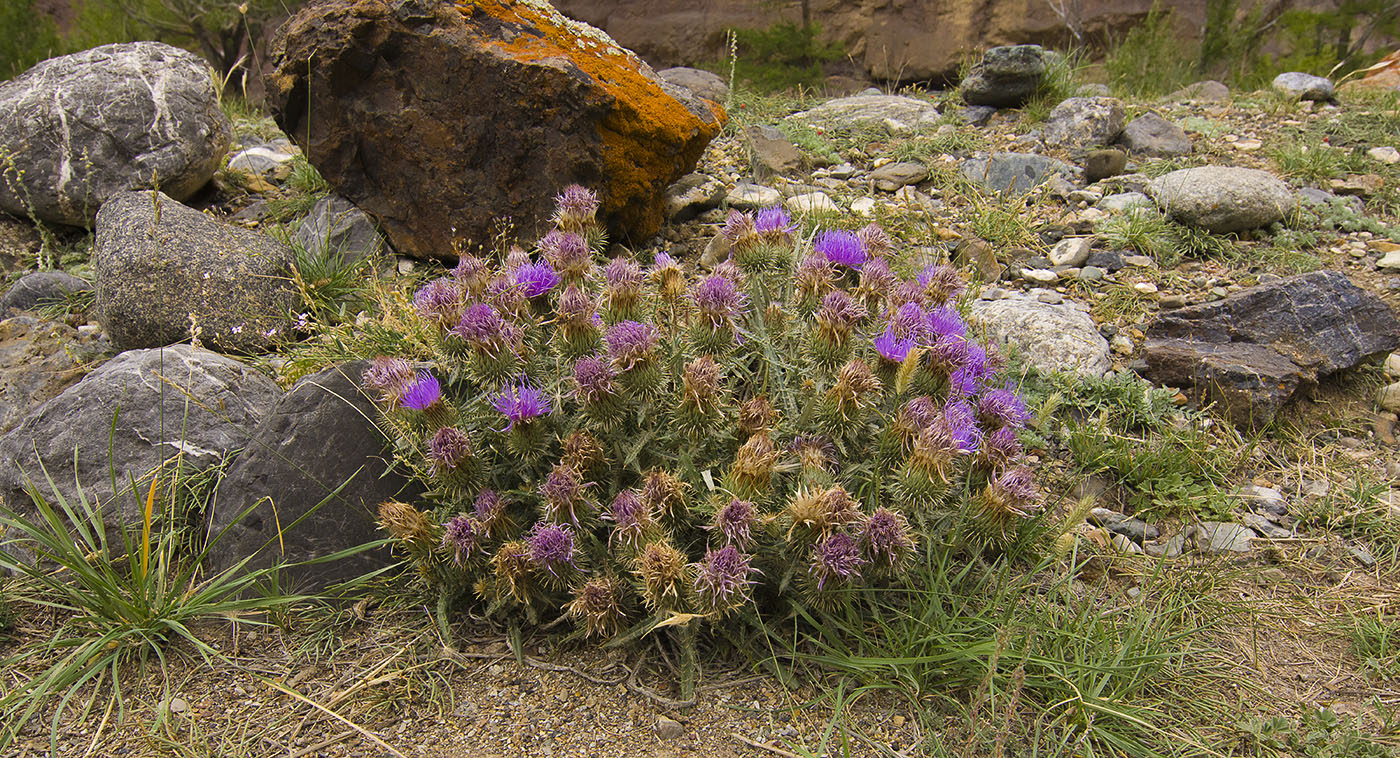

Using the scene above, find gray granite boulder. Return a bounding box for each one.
[1042,97,1125,149]
[961,45,1051,108]
[971,296,1111,377]
[207,361,421,590]
[0,345,279,550]
[0,42,231,227]
[1147,167,1294,233]
[1142,271,1400,426]
[1272,72,1334,101]
[94,190,297,354]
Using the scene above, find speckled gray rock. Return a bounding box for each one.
[208,361,420,590]
[1117,112,1191,157]
[0,42,231,227]
[1147,167,1294,233]
[0,271,91,315]
[0,316,108,434]
[871,162,930,192]
[961,153,1075,194]
[1272,72,1334,101]
[971,297,1111,377]
[789,94,940,132]
[961,45,1050,108]
[1042,97,1125,148]
[94,190,297,353]
[0,345,279,555]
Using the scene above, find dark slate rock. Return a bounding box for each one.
[208,361,421,590]
[0,42,231,227]
[1117,111,1191,157]
[0,271,91,315]
[292,195,386,264]
[1143,271,1400,426]
[959,105,997,126]
[94,190,297,353]
[0,345,279,551]
[1085,249,1125,272]
[961,45,1050,108]
[961,152,1075,194]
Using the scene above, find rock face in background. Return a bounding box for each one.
[266,0,724,259]
[209,362,421,590]
[0,42,231,227]
[94,191,297,354]
[1142,271,1400,426]
[0,346,280,548]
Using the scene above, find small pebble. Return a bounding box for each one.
[656,716,685,740]
[1133,281,1159,294]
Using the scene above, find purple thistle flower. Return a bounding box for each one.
[603,489,650,549]
[931,334,970,370]
[452,254,488,287]
[526,522,577,577]
[441,515,484,565]
[556,285,597,326]
[413,278,461,324]
[653,251,677,269]
[605,257,644,293]
[887,279,928,311]
[453,302,507,347]
[540,230,592,275]
[492,381,551,430]
[857,257,896,295]
[539,465,593,527]
[692,544,758,613]
[980,426,1024,469]
[514,260,560,298]
[856,223,893,258]
[754,207,797,239]
[572,355,617,403]
[474,489,505,524]
[691,274,747,327]
[605,320,660,370]
[427,426,472,475]
[399,372,443,411]
[710,498,758,548]
[721,210,758,246]
[554,184,599,227]
[993,467,1040,508]
[895,396,940,440]
[810,532,867,591]
[862,508,914,569]
[942,400,982,453]
[816,290,864,331]
[926,306,966,340]
[978,387,1030,429]
[948,366,980,398]
[815,230,867,270]
[890,302,931,341]
[484,275,526,315]
[363,357,416,402]
[874,329,917,363]
[918,263,966,305]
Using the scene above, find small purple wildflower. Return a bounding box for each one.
[427,426,472,476]
[572,355,617,403]
[692,544,758,613]
[948,366,980,398]
[553,184,599,228]
[653,251,677,268]
[441,515,484,565]
[492,382,551,430]
[399,372,443,411]
[754,207,796,239]
[710,498,758,548]
[978,387,1030,429]
[526,522,577,577]
[862,508,914,569]
[810,533,866,591]
[815,230,867,270]
[363,357,416,402]
[605,320,660,370]
[691,274,747,327]
[514,260,560,298]
[413,277,461,324]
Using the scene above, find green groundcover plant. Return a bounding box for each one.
[369,188,1045,646]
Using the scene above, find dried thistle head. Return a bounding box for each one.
[566,576,626,638]
[972,467,1042,542]
[538,463,595,528]
[789,434,837,475]
[737,396,776,436]
[729,432,778,494]
[861,507,915,573]
[561,430,605,472]
[707,497,759,549]
[640,469,688,522]
[691,544,758,616]
[490,540,534,603]
[602,489,653,551]
[634,539,688,611]
[378,500,435,545]
[783,485,863,541]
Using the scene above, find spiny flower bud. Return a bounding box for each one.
[363,357,416,404]
[566,576,625,638]
[691,544,758,616]
[539,463,595,528]
[790,434,837,475]
[555,285,601,358]
[427,426,473,477]
[737,396,776,436]
[721,209,759,249]
[602,489,652,550]
[640,469,688,522]
[605,320,660,371]
[854,257,896,308]
[729,432,778,495]
[527,521,578,579]
[784,485,863,542]
[886,279,928,311]
[813,290,865,366]
[414,277,463,327]
[708,497,759,549]
[553,184,600,232]
[540,229,593,281]
[651,252,685,302]
[973,467,1042,541]
[474,489,511,538]
[452,253,490,295]
[856,223,893,259]
[441,514,484,565]
[794,254,836,314]
[919,263,966,306]
[635,539,688,611]
[809,532,866,591]
[561,430,605,473]
[378,500,434,546]
[977,387,1030,430]
[490,540,533,603]
[678,356,725,434]
[503,246,531,273]
[861,507,915,573]
[603,257,645,323]
[979,426,1024,470]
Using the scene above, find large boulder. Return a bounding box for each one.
[961,152,1075,194]
[208,362,422,590]
[0,42,231,227]
[1042,96,1125,149]
[265,0,723,260]
[960,45,1051,108]
[971,296,1112,377]
[1142,271,1400,426]
[94,190,298,354]
[0,346,280,545]
[1147,167,1295,234]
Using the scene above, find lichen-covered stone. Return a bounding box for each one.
[265,0,724,259]
[0,42,231,227]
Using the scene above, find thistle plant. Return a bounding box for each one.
[369,186,1042,645]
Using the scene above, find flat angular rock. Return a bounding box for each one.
[267,0,722,259]
[1042,97,1125,148]
[746,125,803,176]
[292,195,386,265]
[94,191,298,354]
[1143,271,1400,426]
[0,42,231,227]
[971,296,1111,377]
[208,362,421,590]
[1189,522,1255,554]
[789,94,940,132]
[666,173,724,221]
[1147,167,1294,233]
[726,183,782,210]
[960,153,1075,194]
[961,45,1050,108]
[1166,80,1229,102]
[870,161,929,192]
[1272,72,1334,101]
[1118,112,1191,157]
[658,67,728,103]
